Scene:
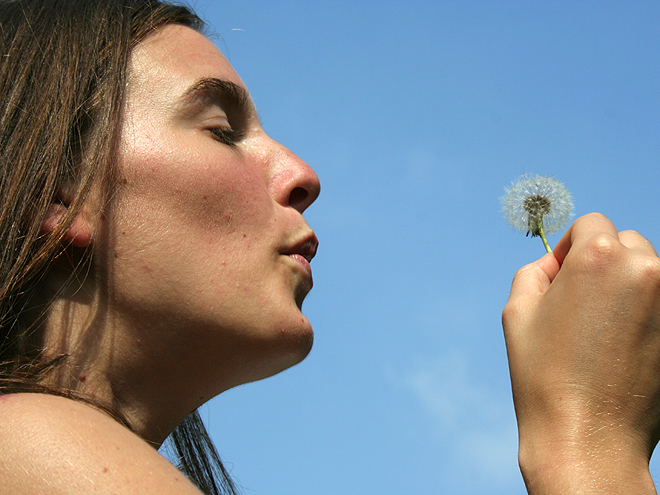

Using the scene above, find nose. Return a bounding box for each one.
[269,142,320,214]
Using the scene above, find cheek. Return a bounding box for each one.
[107,126,284,315]
[117,138,274,240]
[105,148,277,306]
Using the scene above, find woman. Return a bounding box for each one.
[0,1,318,493]
[0,1,658,494]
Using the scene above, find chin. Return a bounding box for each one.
[244,319,314,385]
[278,316,314,367]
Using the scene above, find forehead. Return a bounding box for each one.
[127,24,245,101]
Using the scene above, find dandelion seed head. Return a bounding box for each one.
[501,174,574,236]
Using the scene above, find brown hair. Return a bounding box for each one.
[0,1,238,493]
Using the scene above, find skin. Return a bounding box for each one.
[81,24,321,442]
[1,23,321,494]
[13,22,318,453]
[504,213,660,494]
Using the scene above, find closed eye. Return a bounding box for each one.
[180,78,255,147]
[208,126,243,146]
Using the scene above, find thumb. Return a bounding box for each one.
[503,252,560,341]
[507,252,560,304]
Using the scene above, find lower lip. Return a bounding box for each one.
[288,253,313,278]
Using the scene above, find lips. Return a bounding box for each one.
[283,232,318,273]
[292,235,318,262]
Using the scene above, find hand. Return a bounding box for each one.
[503,212,660,494]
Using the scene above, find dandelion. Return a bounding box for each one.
[501,174,574,253]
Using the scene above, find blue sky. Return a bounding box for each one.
[183,1,660,493]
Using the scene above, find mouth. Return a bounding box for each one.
[284,232,318,262]
[283,232,319,276]
[282,232,318,307]
[297,236,319,263]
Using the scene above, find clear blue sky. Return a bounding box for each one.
[184,1,660,493]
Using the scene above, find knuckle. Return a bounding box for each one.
[576,211,609,228]
[635,256,660,289]
[583,211,608,223]
[581,233,622,267]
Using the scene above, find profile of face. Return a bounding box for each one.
[96,25,320,396]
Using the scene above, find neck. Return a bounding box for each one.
[36,268,206,447]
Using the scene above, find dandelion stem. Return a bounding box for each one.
[538,221,552,253]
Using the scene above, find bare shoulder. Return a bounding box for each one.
[0,393,202,494]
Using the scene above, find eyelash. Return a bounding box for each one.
[209,126,242,146]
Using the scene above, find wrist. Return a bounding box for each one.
[518,421,656,495]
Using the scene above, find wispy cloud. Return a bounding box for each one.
[394,348,522,491]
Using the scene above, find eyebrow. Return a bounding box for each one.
[179,77,259,123]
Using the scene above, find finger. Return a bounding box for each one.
[553,212,619,265]
[507,252,560,303]
[619,230,658,256]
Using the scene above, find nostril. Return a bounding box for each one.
[289,187,308,208]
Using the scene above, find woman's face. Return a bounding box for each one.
[103,24,320,392]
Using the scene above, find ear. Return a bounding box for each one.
[40,202,93,248]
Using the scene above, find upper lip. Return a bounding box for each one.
[285,232,319,263]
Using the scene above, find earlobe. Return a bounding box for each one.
[41,203,93,248]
